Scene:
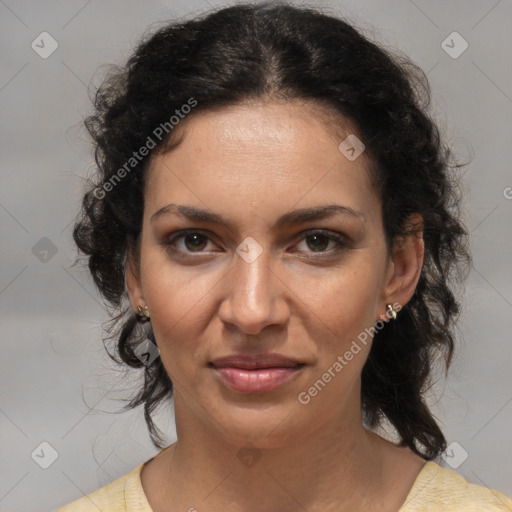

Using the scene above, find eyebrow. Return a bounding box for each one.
[150,203,364,230]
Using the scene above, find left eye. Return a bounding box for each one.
[292,230,347,254]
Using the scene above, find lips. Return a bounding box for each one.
[209,353,305,393]
[209,353,304,370]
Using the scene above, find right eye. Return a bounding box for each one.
[163,230,221,256]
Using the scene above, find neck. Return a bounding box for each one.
[155,391,390,512]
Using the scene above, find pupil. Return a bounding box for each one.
[307,234,328,251]
[185,233,206,251]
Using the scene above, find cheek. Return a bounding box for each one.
[295,265,381,351]
[141,237,221,319]
[292,270,378,409]
[140,249,212,349]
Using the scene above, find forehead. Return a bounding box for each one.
[144,100,379,227]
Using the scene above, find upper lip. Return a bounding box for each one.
[210,353,304,370]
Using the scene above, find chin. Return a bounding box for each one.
[212,407,317,451]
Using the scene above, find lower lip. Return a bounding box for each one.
[212,366,304,393]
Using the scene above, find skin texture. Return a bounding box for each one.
[126,100,426,512]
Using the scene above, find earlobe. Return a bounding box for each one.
[382,213,424,310]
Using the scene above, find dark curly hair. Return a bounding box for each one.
[73,2,471,460]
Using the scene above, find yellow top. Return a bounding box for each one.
[57,460,512,511]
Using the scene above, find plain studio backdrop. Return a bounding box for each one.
[1,1,511,511]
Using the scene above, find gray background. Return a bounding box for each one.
[1,0,511,510]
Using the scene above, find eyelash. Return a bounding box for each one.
[163,229,350,259]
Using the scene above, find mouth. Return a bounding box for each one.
[208,354,306,393]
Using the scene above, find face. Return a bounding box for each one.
[127,100,422,449]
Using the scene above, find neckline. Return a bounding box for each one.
[129,458,439,512]
[126,458,157,511]
[396,461,440,511]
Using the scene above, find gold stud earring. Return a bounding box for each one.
[137,305,151,321]
[386,304,397,320]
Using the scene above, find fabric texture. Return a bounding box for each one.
[57,460,512,511]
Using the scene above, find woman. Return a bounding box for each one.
[58,3,512,511]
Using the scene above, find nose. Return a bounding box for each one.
[217,243,290,335]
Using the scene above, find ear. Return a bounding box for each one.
[125,251,145,312]
[380,213,424,315]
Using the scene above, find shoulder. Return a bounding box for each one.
[56,463,152,512]
[400,461,512,511]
